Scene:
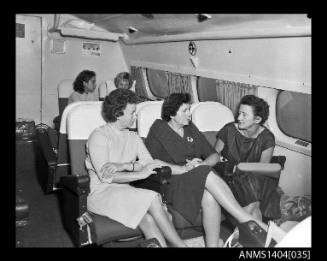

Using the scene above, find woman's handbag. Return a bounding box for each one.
[131,166,172,203]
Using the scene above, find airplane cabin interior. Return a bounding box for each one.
[15,13,311,249]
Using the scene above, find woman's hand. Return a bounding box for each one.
[100,162,124,178]
[139,161,162,179]
[185,158,204,169]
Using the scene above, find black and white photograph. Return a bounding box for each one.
[15,14,311,250]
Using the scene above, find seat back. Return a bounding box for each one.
[98,80,116,101]
[136,101,164,138]
[66,102,105,176]
[53,102,100,186]
[191,101,235,146]
[58,79,74,115]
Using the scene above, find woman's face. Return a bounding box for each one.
[237,104,261,130]
[171,103,191,126]
[118,103,137,128]
[84,76,96,93]
[117,79,130,89]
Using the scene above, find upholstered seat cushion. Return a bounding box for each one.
[89,212,142,245]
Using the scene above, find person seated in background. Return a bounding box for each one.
[68,70,99,104]
[214,95,281,222]
[85,88,186,247]
[114,72,154,102]
[145,93,268,247]
[114,72,133,90]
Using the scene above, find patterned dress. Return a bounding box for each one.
[145,119,217,224]
[85,124,158,229]
[215,122,281,219]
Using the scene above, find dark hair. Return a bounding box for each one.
[102,88,138,122]
[161,93,191,121]
[73,70,96,94]
[239,95,270,124]
[114,72,132,89]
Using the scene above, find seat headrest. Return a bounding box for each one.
[137,101,163,138]
[67,102,105,140]
[191,101,234,132]
[59,101,100,134]
[98,80,116,99]
[58,79,74,98]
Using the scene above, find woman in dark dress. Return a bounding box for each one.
[214,95,281,221]
[145,93,268,247]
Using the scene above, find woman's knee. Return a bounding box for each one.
[202,190,220,209]
[150,193,164,209]
[140,213,156,228]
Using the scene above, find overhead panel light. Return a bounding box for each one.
[128,26,139,34]
[197,14,212,23]
[141,14,154,19]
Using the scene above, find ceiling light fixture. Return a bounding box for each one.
[141,14,154,19]
[128,26,138,34]
[197,14,212,22]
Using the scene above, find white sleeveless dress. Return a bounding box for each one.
[85,124,158,229]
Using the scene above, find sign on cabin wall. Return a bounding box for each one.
[82,42,101,56]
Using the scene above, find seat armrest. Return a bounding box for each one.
[61,175,90,195]
[271,155,286,170]
[236,163,281,178]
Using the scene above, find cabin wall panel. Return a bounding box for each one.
[121,37,310,93]
[16,15,42,123]
[275,145,311,197]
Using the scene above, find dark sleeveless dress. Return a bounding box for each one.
[145,119,217,224]
[215,122,281,220]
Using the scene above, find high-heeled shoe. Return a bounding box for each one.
[237,220,267,247]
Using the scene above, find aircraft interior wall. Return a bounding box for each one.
[17,14,129,126]
[121,36,311,94]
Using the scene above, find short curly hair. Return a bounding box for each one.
[73,70,96,94]
[114,72,132,89]
[239,95,270,125]
[161,93,191,121]
[102,88,138,122]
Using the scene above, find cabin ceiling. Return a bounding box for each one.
[67,14,310,43]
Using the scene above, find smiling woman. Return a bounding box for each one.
[214,95,280,222]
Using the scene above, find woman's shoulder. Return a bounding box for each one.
[88,125,107,142]
[149,119,167,132]
[219,121,237,133]
[260,126,275,140]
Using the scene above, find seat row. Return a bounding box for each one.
[36,99,234,247]
[60,100,234,247]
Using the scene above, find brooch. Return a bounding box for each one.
[186,136,193,143]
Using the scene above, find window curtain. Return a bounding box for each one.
[130,66,148,99]
[167,72,194,102]
[215,79,258,116]
[146,68,169,98]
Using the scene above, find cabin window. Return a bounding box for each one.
[276,91,311,143]
[197,77,218,102]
